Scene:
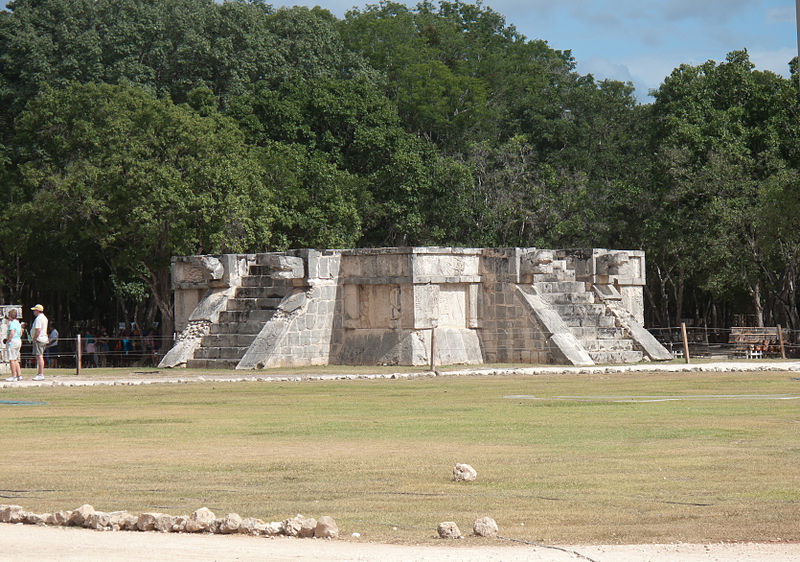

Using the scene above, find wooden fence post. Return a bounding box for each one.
[681,322,690,364]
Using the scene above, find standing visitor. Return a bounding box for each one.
[46,324,59,367]
[30,304,48,381]
[4,309,22,382]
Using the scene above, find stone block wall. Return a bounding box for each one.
[164,247,661,368]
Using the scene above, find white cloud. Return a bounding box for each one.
[766,6,795,24]
[749,46,796,76]
[657,0,751,23]
[578,56,635,82]
[575,56,658,101]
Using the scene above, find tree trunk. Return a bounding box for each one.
[673,266,685,327]
[750,281,764,328]
[141,263,174,353]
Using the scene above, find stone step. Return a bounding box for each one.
[235,286,289,299]
[588,350,643,365]
[209,321,265,336]
[562,315,616,328]
[533,281,587,294]
[570,327,625,339]
[580,339,634,352]
[240,275,294,290]
[553,303,607,317]
[226,297,283,311]
[201,333,257,348]
[187,358,239,369]
[216,309,276,325]
[541,292,595,305]
[531,271,577,282]
[193,346,250,360]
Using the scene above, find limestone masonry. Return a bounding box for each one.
[159,247,671,369]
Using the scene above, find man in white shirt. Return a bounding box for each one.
[31,304,48,381]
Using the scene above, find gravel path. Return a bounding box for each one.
[2,360,800,388]
[3,524,800,561]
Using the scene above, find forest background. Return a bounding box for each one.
[1,0,799,345]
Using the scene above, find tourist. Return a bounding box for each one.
[46,323,59,367]
[98,327,109,367]
[30,304,48,381]
[84,331,98,368]
[4,309,22,382]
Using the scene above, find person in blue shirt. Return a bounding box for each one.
[4,309,22,382]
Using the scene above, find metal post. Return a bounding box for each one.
[76,334,82,376]
[681,322,691,364]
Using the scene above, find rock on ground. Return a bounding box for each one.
[184,508,215,533]
[453,463,477,482]
[315,516,338,539]
[437,521,461,539]
[473,516,498,537]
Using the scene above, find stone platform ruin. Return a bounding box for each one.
[159,247,671,369]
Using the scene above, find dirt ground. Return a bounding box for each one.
[2,524,800,561]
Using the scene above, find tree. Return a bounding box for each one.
[13,82,276,341]
[648,50,800,327]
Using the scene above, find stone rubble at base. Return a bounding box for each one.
[2,361,800,389]
[0,504,337,539]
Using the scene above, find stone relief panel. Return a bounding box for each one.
[437,284,468,328]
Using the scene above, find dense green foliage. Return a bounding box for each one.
[0,0,798,338]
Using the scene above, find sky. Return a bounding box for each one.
[282,0,799,102]
[1,0,797,102]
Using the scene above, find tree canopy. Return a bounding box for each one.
[0,0,798,338]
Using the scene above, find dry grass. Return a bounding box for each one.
[1,369,799,545]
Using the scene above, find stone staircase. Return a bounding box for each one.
[186,264,294,369]
[532,268,643,364]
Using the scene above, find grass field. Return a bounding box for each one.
[1,368,799,545]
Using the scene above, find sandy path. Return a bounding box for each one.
[2,524,799,561]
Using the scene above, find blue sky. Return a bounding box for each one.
[2,0,797,102]
[284,0,799,102]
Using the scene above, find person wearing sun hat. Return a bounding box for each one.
[30,304,48,381]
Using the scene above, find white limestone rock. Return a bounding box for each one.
[24,512,46,525]
[69,504,95,527]
[281,514,304,537]
[219,513,242,534]
[0,505,23,523]
[185,507,216,533]
[299,517,317,538]
[85,511,111,530]
[315,516,338,539]
[453,463,477,482]
[154,514,175,533]
[238,517,265,536]
[171,515,188,533]
[437,521,462,539]
[119,513,140,531]
[46,510,71,526]
[137,513,160,532]
[473,516,498,537]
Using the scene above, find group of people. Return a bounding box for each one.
[4,305,162,377]
[5,304,51,382]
